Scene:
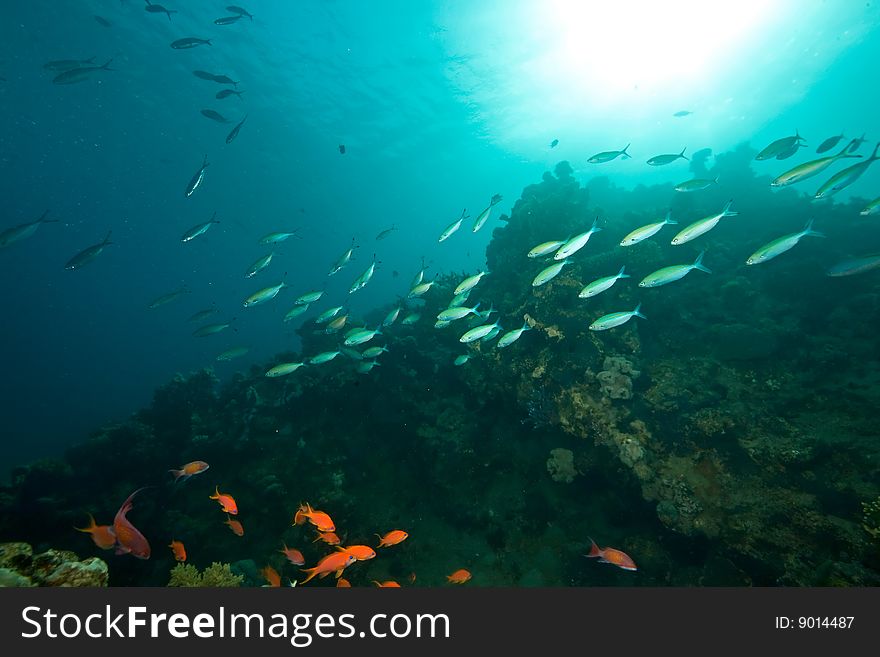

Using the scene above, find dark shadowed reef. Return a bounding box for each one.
[1,147,879,587]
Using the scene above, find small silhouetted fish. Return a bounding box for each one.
[375,225,397,240]
[673,110,693,117]
[216,89,244,99]
[171,37,212,49]
[94,15,112,27]
[226,115,247,144]
[201,109,230,123]
[193,70,217,81]
[214,15,242,25]
[227,5,254,20]
[848,133,867,153]
[44,57,95,71]
[145,3,177,21]
[213,74,238,86]
[52,58,113,85]
[550,139,558,148]
[185,155,210,197]
[65,231,113,270]
[392,270,399,278]
[339,144,346,154]
[816,133,845,154]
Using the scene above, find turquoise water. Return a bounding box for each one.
[0,1,879,587]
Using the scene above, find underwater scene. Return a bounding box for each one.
[1,1,880,588]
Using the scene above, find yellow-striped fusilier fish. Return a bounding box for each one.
[671,201,737,245]
[639,252,711,287]
[589,304,646,331]
[770,140,860,187]
[745,220,824,265]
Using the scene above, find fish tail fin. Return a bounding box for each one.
[206,39,213,46]
[622,143,630,155]
[375,533,384,547]
[591,215,602,232]
[102,230,113,245]
[693,251,712,274]
[680,147,688,160]
[586,537,601,557]
[617,265,630,279]
[169,468,186,482]
[74,513,97,533]
[722,200,738,217]
[803,219,825,239]
[633,303,647,320]
[209,485,219,500]
[299,567,319,585]
[101,58,114,71]
[713,175,720,184]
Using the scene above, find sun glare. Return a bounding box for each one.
[533,0,775,102]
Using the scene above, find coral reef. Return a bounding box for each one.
[0,542,108,587]
[168,562,244,587]
[1,151,879,587]
[546,448,578,483]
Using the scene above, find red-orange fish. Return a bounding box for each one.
[209,485,238,515]
[376,529,408,548]
[372,580,401,588]
[313,531,342,546]
[262,565,281,587]
[169,460,210,482]
[113,488,151,559]
[336,578,352,588]
[336,544,376,561]
[446,568,471,584]
[300,551,356,585]
[294,502,335,533]
[74,513,116,550]
[279,542,305,566]
[169,540,187,562]
[224,515,244,536]
[585,537,637,571]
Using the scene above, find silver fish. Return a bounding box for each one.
[193,322,232,337]
[52,58,113,84]
[755,131,805,160]
[170,38,212,49]
[588,144,630,164]
[184,155,210,197]
[214,15,243,25]
[646,148,688,166]
[816,133,846,154]
[64,231,112,270]
[0,210,57,248]
[148,287,189,309]
[226,115,248,144]
[181,213,220,242]
[201,109,230,123]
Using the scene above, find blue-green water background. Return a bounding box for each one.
[1,0,880,473]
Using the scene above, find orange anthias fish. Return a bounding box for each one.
[209,485,238,515]
[225,515,244,536]
[262,565,281,587]
[169,460,210,482]
[336,578,352,588]
[372,580,401,588]
[336,545,376,561]
[313,531,342,546]
[300,552,356,585]
[446,568,472,584]
[294,502,335,533]
[113,488,151,559]
[279,542,305,566]
[169,540,187,562]
[585,537,637,572]
[376,529,408,548]
[74,514,116,550]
